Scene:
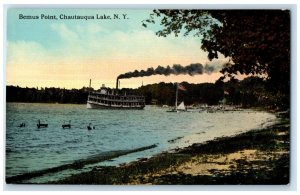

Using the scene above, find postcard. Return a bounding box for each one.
[5,6,291,186]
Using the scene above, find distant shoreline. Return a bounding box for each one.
[6,102,286,117]
[6,102,86,105]
[7,77,289,111]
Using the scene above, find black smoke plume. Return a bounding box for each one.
[116,63,219,89]
[118,63,215,80]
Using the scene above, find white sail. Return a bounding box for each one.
[177,101,186,110]
[166,83,187,112]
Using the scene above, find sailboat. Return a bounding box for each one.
[167,83,187,112]
[177,101,186,111]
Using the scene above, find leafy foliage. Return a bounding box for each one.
[143,10,290,96]
[132,78,282,109]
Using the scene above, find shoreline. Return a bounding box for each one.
[50,117,289,185]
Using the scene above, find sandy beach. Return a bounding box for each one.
[52,116,289,185]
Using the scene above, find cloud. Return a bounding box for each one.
[47,23,208,62]
[51,23,79,42]
[7,22,226,88]
[7,41,50,66]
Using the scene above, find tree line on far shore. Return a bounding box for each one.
[6,86,90,104]
[6,76,289,110]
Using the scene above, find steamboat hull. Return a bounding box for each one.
[87,101,145,109]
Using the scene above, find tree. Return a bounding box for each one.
[144,10,290,97]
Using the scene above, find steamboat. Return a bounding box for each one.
[87,79,145,109]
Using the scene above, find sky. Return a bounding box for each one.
[6,8,228,89]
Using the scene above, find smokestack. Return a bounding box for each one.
[116,78,119,90]
[88,79,92,95]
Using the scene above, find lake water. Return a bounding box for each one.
[6,103,277,183]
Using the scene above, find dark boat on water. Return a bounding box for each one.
[18,123,25,128]
[62,120,71,129]
[37,120,48,128]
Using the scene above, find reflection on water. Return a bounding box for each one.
[6,103,276,180]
